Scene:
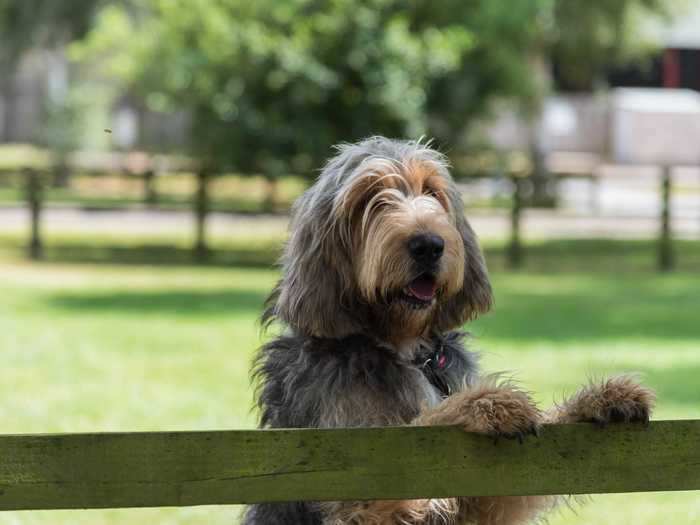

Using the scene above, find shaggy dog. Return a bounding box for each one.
[243,137,655,525]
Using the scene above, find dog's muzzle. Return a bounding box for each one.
[408,233,444,270]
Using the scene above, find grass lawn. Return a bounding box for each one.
[0,237,698,524]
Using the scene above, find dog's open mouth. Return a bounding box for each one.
[401,274,437,309]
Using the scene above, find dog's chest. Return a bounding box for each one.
[318,361,443,427]
[256,332,475,429]
[324,343,451,427]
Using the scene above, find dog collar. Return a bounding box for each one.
[414,339,451,398]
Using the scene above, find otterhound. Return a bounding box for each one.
[244,137,655,525]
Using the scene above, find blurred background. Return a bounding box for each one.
[0,0,699,523]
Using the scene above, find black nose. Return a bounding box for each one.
[408,233,445,265]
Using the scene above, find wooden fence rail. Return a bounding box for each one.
[506,166,680,271]
[0,147,691,270]
[0,420,697,511]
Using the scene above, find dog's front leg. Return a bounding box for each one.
[545,374,655,426]
[319,498,457,525]
[414,378,556,525]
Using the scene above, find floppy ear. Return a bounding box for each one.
[263,188,363,338]
[436,195,493,330]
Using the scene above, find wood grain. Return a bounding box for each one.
[0,420,697,510]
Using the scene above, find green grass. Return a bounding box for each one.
[0,238,698,523]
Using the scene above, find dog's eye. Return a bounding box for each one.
[423,187,442,199]
[423,187,449,210]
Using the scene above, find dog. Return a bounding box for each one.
[243,137,655,524]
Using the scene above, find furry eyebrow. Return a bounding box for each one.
[360,187,406,235]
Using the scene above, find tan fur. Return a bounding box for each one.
[322,498,458,525]
[415,377,541,436]
[546,374,656,425]
[456,496,559,525]
[413,379,554,525]
[335,157,465,343]
[260,138,656,525]
[314,375,655,525]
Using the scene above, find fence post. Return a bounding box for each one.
[659,165,674,272]
[24,168,43,260]
[194,169,210,260]
[143,169,158,207]
[507,175,523,269]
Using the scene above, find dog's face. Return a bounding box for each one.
[334,157,466,336]
[267,138,492,343]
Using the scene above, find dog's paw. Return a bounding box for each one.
[565,375,655,426]
[468,383,541,442]
[417,379,541,443]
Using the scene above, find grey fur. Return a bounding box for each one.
[245,333,478,524]
[243,137,655,524]
[263,136,493,339]
[246,137,488,524]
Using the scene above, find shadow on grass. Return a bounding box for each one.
[47,289,268,317]
[46,266,700,346]
[484,238,700,273]
[2,237,698,272]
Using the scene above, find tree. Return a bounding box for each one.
[72,0,684,188]
[0,0,104,67]
[72,1,544,183]
[549,0,679,91]
[0,0,106,146]
[530,0,681,204]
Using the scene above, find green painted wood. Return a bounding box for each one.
[0,421,697,511]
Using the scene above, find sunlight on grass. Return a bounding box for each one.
[0,260,697,524]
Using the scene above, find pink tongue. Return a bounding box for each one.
[408,277,437,301]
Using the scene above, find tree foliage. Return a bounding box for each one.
[72,0,682,175]
[550,0,680,90]
[0,0,105,69]
[74,0,545,174]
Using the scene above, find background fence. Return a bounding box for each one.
[2,148,689,271]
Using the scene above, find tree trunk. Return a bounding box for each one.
[0,75,15,142]
[525,49,556,208]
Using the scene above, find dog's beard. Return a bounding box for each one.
[361,267,461,342]
[382,299,436,342]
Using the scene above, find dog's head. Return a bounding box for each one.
[265,137,492,343]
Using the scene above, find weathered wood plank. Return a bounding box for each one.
[0,421,697,511]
